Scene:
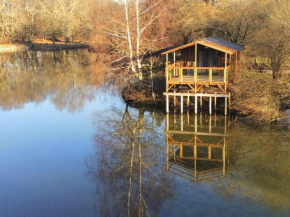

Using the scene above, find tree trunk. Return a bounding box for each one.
[124,0,136,73]
[136,0,142,81]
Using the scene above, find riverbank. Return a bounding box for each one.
[122,71,290,123]
[0,41,89,53]
[122,79,166,107]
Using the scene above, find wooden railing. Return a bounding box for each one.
[166,66,231,83]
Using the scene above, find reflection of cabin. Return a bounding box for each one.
[165,112,230,182]
[162,37,243,93]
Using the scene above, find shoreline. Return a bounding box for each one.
[121,82,289,124]
[0,42,89,53]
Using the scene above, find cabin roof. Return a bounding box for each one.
[161,37,243,55]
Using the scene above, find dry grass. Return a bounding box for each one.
[230,70,284,122]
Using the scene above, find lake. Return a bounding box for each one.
[0,50,289,217]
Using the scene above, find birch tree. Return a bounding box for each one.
[100,0,165,82]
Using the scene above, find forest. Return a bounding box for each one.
[1,0,290,120]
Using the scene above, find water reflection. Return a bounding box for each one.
[225,121,290,211]
[165,113,230,182]
[86,106,174,217]
[0,50,95,112]
[87,106,290,216]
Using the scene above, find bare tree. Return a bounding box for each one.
[86,106,174,217]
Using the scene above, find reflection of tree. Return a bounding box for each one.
[86,106,174,217]
[0,50,95,112]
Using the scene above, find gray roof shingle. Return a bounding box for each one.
[203,37,244,51]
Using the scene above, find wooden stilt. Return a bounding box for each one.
[174,144,176,162]
[224,115,227,134]
[187,91,190,107]
[163,92,230,116]
[195,95,198,114]
[209,96,212,115]
[225,97,227,116]
[166,142,169,170]
[214,92,217,110]
[174,110,176,123]
[208,146,212,160]
[209,115,212,133]
[166,95,169,113]
[194,134,197,182]
[173,52,176,76]
[195,115,198,133]
[181,96,184,114]
[174,90,176,107]
[166,113,169,131]
[181,114,184,131]
[223,137,226,176]
[229,92,231,108]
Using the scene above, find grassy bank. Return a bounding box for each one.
[0,40,89,53]
[230,70,290,121]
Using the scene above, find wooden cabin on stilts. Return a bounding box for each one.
[162,37,243,115]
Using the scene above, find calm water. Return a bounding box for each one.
[0,51,289,217]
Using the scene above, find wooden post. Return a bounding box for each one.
[166,53,169,92]
[166,68,168,92]
[187,91,190,107]
[209,68,213,83]
[223,137,226,176]
[174,110,176,123]
[209,96,212,115]
[224,53,228,93]
[194,43,198,83]
[224,115,227,134]
[194,136,197,157]
[225,97,227,116]
[181,114,184,131]
[195,114,198,133]
[173,52,176,76]
[180,143,183,157]
[181,96,184,114]
[166,113,169,131]
[209,115,212,133]
[229,92,231,109]
[166,95,169,113]
[174,144,176,162]
[200,93,203,108]
[166,133,169,170]
[208,146,212,160]
[180,67,183,83]
[195,95,198,115]
[194,135,197,182]
[174,91,176,107]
